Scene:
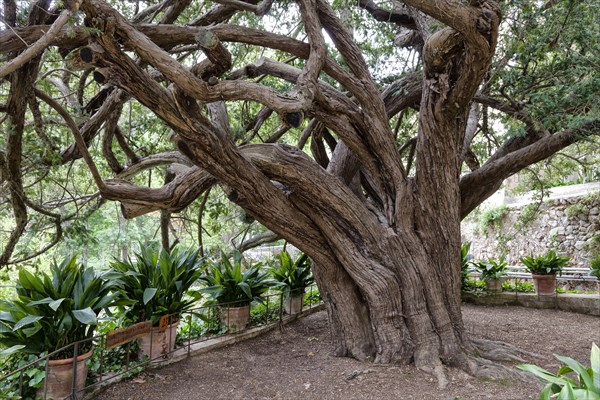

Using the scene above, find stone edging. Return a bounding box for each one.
[462,292,600,316]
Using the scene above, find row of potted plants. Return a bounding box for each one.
[0,246,314,399]
[470,249,575,295]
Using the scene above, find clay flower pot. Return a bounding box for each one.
[485,278,503,293]
[220,304,250,332]
[532,274,557,296]
[39,349,93,400]
[137,321,179,361]
[284,293,305,315]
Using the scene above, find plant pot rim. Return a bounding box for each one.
[531,273,557,277]
[48,348,93,365]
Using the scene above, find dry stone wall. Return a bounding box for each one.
[462,192,600,267]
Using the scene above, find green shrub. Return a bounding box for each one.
[516,203,540,229]
[518,342,600,399]
[249,298,280,327]
[565,203,587,218]
[501,281,535,293]
[462,279,487,295]
[478,205,509,233]
[303,287,321,306]
[0,348,45,400]
[177,310,225,341]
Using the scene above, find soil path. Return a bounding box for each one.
[94,304,600,400]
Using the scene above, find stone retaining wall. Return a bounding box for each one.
[462,292,600,316]
[462,191,600,267]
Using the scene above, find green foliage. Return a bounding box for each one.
[0,256,123,358]
[501,280,535,293]
[201,250,275,307]
[590,253,600,280]
[516,203,540,229]
[303,287,321,306]
[462,279,487,295]
[176,311,226,342]
[565,203,587,218]
[269,251,314,298]
[583,191,600,205]
[0,350,45,400]
[518,342,600,399]
[496,234,515,256]
[520,250,570,275]
[474,256,509,282]
[108,245,205,326]
[249,298,281,327]
[587,233,600,252]
[478,205,509,233]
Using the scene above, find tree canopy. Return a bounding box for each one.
[0,0,596,266]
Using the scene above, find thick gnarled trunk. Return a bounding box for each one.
[305,217,469,369]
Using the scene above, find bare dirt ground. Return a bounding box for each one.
[94,304,600,400]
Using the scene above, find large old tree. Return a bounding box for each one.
[1,0,598,383]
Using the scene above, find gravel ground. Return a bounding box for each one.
[94,304,600,400]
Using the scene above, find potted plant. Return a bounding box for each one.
[474,255,508,293]
[590,252,600,293]
[270,251,314,314]
[201,250,274,332]
[0,256,124,399]
[520,249,570,296]
[108,245,204,360]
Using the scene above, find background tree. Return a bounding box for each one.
[0,0,598,385]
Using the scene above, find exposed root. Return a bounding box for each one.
[417,361,449,389]
[468,356,537,383]
[471,338,542,362]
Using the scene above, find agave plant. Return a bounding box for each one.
[518,342,600,399]
[270,251,314,299]
[201,250,274,307]
[108,245,205,326]
[0,256,124,358]
[520,249,570,276]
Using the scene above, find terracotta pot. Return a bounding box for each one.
[220,304,250,332]
[532,274,557,296]
[485,279,503,293]
[137,321,179,361]
[284,293,305,315]
[39,349,93,400]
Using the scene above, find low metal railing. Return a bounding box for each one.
[467,265,597,283]
[0,285,322,400]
